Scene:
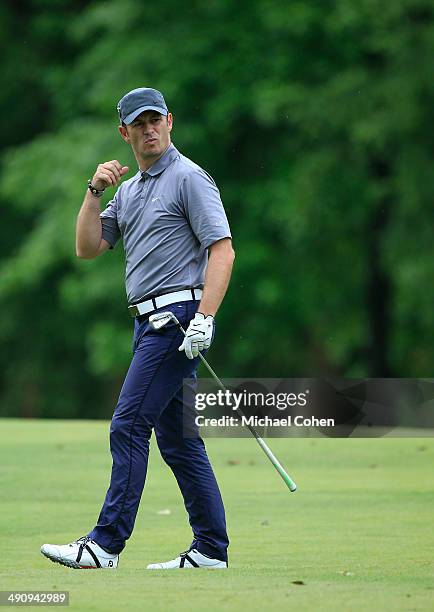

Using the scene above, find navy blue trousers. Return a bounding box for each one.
[88,300,229,562]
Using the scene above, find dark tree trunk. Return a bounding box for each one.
[366,158,393,376]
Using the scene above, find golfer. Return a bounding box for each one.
[41,87,234,570]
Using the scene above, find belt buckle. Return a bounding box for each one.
[128,304,140,317]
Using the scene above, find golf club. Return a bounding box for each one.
[149,310,297,492]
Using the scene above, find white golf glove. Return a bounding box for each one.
[179,312,214,359]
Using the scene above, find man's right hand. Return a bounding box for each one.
[91,160,129,190]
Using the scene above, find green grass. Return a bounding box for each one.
[0,419,433,611]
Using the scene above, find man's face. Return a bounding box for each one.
[119,110,173,166]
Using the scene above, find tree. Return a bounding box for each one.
[1,0,433,417]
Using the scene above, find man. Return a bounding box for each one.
[41,87,234,570]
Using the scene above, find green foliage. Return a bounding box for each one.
[0,0,433,416]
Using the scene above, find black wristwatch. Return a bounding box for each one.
[87,180,105,198]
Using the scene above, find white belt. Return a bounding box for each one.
[128,288,203,317]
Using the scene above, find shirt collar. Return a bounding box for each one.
[140,143,179,180]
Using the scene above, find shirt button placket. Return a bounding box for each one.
[140,174,150,208]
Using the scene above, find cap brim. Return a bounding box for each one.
[123,105,168,124]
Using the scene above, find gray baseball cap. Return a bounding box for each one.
[117,87,168,124]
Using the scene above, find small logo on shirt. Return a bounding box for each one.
[152,196,160,202]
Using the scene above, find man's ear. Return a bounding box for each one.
[118,124,130,143]
[167,112,173,132]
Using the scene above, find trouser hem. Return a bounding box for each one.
[88,531,124,555]
[195,541,228,563]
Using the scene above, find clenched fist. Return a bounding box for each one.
[91,160,129,191]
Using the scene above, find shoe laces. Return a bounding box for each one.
[179,548,200,560]
[71,535,93,552]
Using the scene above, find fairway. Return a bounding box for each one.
[0,419,433,611]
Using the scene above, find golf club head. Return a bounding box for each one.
[148,311,179,330]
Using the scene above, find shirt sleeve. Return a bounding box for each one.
[180,168,232,250]
[100,190,121,249]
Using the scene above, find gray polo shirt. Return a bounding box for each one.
[100,143,232,304]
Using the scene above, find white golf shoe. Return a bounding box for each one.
[147,548,227,569]
[40,536,119,569]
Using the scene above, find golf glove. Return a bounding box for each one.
[179,312,214,359]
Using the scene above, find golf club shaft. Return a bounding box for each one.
[178,321,297,492]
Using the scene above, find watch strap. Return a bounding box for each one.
[87,179,105,197]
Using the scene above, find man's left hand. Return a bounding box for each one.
[179,312,214,359]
